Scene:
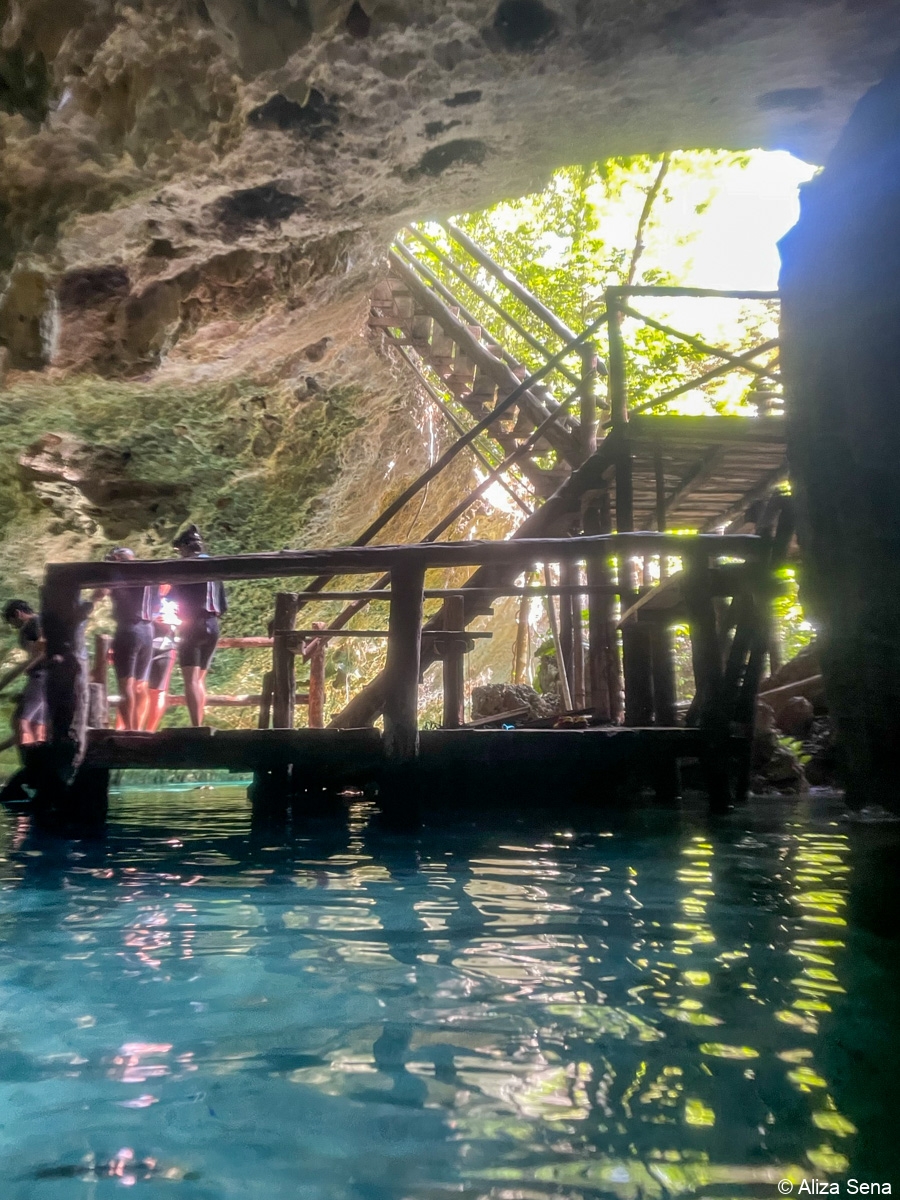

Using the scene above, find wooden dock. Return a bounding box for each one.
[8,268,795,829]
[20,521,791,826]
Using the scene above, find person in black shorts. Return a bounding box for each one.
[1,600,47,745]
[170,525,227,727]
[94,548,155,730]
[143,594,178,732]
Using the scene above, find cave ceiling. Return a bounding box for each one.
[0,0,897,381]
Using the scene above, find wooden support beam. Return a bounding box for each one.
[272,592,299,729]
[383,563,425,765]
[605,293,629,428]
[442,595,466,728]
[664,447,725,519]
[558,561,576,703]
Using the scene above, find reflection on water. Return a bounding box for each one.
[0,788,897,1197]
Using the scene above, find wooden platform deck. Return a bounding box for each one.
[82,725,718,810]
[600,416,786,533]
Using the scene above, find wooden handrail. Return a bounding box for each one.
[606,285,779,300]
[45,533,766,591]
[609,339,781,424]
[400,228,582,390]
[617,302,781,383]
[389,253,580,457]
[442,221,581,345]
[383,332,533,515]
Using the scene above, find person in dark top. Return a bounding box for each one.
[0,599,47,745]
[94,548,155,730]
[170,525,227,727]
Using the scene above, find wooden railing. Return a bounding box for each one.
[40,531,777,794]
[602,285,782,428]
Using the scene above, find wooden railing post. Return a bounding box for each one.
[442,595,465,728]
[383,563,425,765]
[584,494,621,721]
[88,633,111,730]
[40,579,91,792]
[308,621,327,729]
[257,671,274,729]
[272,592,299,729]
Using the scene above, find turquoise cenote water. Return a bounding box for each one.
[1,788,898,1198]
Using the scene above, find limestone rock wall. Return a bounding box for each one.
[0,0,897,604]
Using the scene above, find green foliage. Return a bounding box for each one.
[406,151,781,422]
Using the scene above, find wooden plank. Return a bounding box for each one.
[626,414,786,446]
[383,563,425,765]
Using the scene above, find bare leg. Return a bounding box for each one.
[144,689,167,732]
[183,666,206,727]
[118,677,139,730]
[135,681,149,730]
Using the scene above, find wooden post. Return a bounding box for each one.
[258,671,274,729]
[684,546,731,807]
[308,622,327,729]
[40,580,91,795]
[383,562,425,765]
[605,291,628,427]
[272,592,299,729]
[562,559,586,709]
[585,493,621,721]
[558,561,576,706]
[442,595,465,728]
[88,633,111,729]
[544,566,573,711]
[579,342,597,463]
[512,586,531,686]
[654,451,669,581]
[649,619,678,726]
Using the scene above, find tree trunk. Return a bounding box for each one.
[779,64,900,810]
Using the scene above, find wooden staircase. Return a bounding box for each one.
[369,240,593,498]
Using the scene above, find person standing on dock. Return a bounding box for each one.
[0,599,47,747]
[170,525,227,728]
[93,548,155,731]
[142,592,179,732]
